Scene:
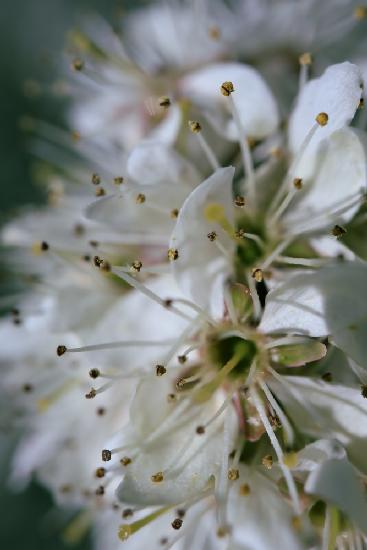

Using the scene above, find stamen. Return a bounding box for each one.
[298,52,312,91]
[60,339,176,354]
[259,380,294,446]
[224,84,255,202]
[188,120,220,171]
[110,268,194,322]
[118,506,171,541]
[251,388,301,515]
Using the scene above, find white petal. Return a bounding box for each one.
[117,375,237,506]
[289,62,362,156]
[228,465,304,550]
[305,457,367,533]
[268,376,367,474]
[284,128,366,233]
[127,141,200,188]
[170,167,235,317]
[181,62,279,140]
[260,263,367,367]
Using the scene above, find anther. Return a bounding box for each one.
[159,96,171,108]
[57,345,67,356]
[156,365,167,376]
[83,255,91,262]
[122,509,133,518]
[220,81,234,96]
[95,485,105,496]
[262,454,273,469]
[40,241,49,251]
[100,260,111,272]
[354,6,367,19]
[170,208,179,219]
[130,261,143,273]
[136,193,146,204]
[91,173,101,185]
[120,457,132,466]
[167,393,177,403]
[239,483,251,496]
[196,425,205,435]
[118,525,132,541]
[97,407,106,416]
[72,58,84,71]
[359,97,365,109]
[93,256,102,267]
[164,298,173,308]
[95,467,106,478]
[178,355,187,364]
[315,112,329,126]
[207,231,217,241]
[74,223,85,236]
[95,187,106,197]
[208,25,221,40]
[252,268,263,282]
[171,518,183,530]
[102,449,112,462]
[321,372,333,382]
[332,225,346,238]
[217,526,231,538]
[151,472,164,483]
[234,195,245,208]
[361,385,367,398]
[114,176,124,185]
[85,388,97,399]
[188,120,201,133]
[160,537,168,546]
[293,178,303,190]
[167,248,179,261]
[291,516,302,531]
[22,383,33,393]
[176,509,186,518]
[90,240,98,248]
[89,368,100,379]
[228,468,240,481]
[299,52,312,66]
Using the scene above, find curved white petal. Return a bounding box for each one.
[181,62,279,140]
[268,376,367,475]
[117,375,237,506]
[305,457,367,533]
[170,167,235,317]
[260,263,367,367]
[284,128,366,234]
[288,62,362,156]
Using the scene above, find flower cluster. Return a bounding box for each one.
[3,1,367,549]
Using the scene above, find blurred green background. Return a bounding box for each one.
[0,1,146,548]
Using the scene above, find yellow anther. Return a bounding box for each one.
[220,81,234,96]
[170,208,179,219]
[208,25,221,40]
[136,193,146,204]
[315,112,329,126]
[252,268,263,283]
[167,248,179,261]
[72,58,84,71]
[354,6,367,19]
[118,524,132,541]
[95,467,106,478]
[151,472,164,483]
[262,454,273,469]
[299,52,312,66]
[120,456,132,466]
[332,224,346,237]
[283,452,298,469]
[156,365,167,376]
[188,120,202,133]
[130,260,143,273]
[239,483,251,496]
[113,176,124,185]
[228,468,240,481]
[293,177,303,190]
[234,195,246,208]
[291,516,302,531]
[95,187,105,197]
[159,96,171,108]
[91,173,100,185]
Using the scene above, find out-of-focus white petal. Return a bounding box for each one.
[260,263,367,367]
[170,167,235,317]
[305,457,367,533]
[288,62,362,156]
[284,128,366,233]
[268,376,367,474]
[181,62,279,140]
